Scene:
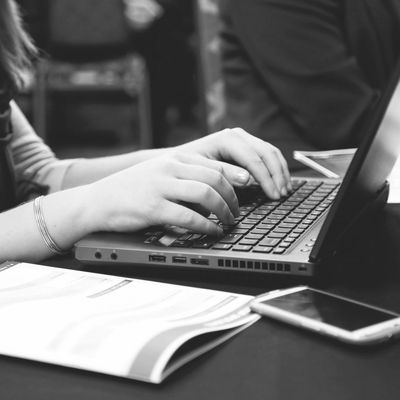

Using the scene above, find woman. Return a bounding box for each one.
[0,0,291,263]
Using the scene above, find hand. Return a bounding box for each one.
[175,128,292,199]
[123,0,163,30]
[87,153,241,236]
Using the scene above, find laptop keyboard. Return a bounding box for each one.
[154,179,340,255]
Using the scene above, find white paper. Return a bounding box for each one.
[0,262,259,383]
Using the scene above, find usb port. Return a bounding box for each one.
[149,255,166,262]
[172,256,187,264]
[190,258,209,266]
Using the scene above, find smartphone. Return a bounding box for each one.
[250,286,400,345]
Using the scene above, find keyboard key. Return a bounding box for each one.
[235,222,254,230]
[241,218,260,225]
[245,233,264,240]
[191,233,204,240]
[232,245,252,252]
[192,240,214,249]
[171,240,191,247]
[252,228,270,235]
[253,246,273,253]
[229,228,249,235]
[273,228,292,234]
[259,238,281,247]
[284,217,302,224]
[212,243,232,250]
[267,232,286,239]
[247,213,265,220]
[239,239,258,246]
[289,233,301,238]
[289,212,306,219]
[277,222,296,229]
[273,247,286,254]
[219,234,242,244]
[258,223,276,229]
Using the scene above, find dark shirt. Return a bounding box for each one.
[220,0,400,166]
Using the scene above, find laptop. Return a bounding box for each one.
[75,63,400,277]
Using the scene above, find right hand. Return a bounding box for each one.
[87,153,247,236]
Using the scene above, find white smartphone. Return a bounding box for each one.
[250,286,400,345]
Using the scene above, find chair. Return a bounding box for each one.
[195,0,226,133]
[32,0,152,148]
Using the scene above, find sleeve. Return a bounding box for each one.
[9,101,82,201]
[224,0,379,149]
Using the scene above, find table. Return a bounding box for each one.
[1,204,400,400]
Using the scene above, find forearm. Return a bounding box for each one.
[0,185,95,263]
[62,147,171,188]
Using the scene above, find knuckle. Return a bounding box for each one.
[210,169,224,186]
[216,162,224,174]
[174,152,188,162]
[251,157,265,167]
[180,209,195,226]
[202,184,214,199]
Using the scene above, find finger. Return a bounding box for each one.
[174,153,251,188]
[258,149,289,197]
[173,162,239,217]
[275,149,292,191]
[219,128,290,198]
[236,130,291,193]
[218,135,282,199]
[157,201,223,236]
[249,137,291,191]
[180,202,211,218]
[167,179,236,225]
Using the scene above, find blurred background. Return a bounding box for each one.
[15,0,223,158]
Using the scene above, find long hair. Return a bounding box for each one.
[0,0,37,91]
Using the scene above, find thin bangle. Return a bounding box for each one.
[33,195,68,255]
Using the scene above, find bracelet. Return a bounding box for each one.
[33,195,68,255]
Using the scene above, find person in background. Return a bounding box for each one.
[220,0,400,167]
[0,0,291,263]
[124,0,197,147]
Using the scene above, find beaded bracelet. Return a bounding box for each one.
[33,195,68,255]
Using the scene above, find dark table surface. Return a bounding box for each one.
[2,200,400,399]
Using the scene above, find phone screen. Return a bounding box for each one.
[262,289,398,331]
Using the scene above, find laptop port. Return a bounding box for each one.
[172,256,187,264]
[190,258,209,266]
[149,255,166,262]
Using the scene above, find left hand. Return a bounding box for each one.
[174,128,292,200]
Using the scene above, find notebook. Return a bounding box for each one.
[75,61,400,277]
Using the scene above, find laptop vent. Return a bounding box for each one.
[217,259,291,273]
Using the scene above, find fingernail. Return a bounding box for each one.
[273,189,280,199]
[280,187,287,197]
[215,226,224,237]
[236,171,250,185]
[287,182,293,191]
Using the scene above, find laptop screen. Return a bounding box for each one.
[310,62,400,261]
